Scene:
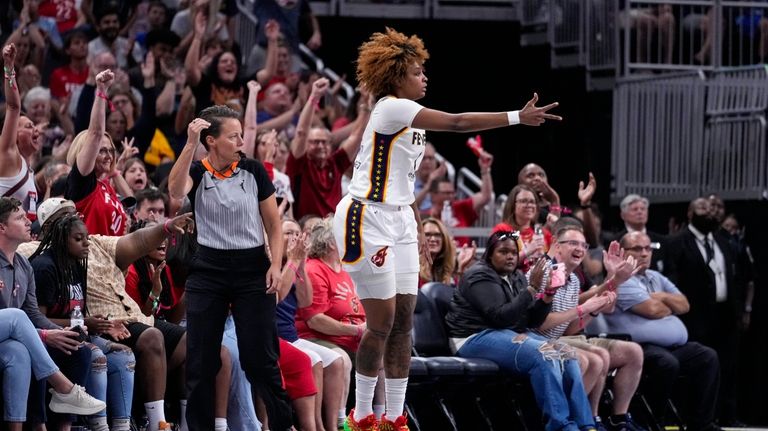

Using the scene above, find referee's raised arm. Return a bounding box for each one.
[168,118,210,200]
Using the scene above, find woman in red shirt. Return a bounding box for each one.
[296,218,367,355]
[500,184,553,272]
[64,70,132,236]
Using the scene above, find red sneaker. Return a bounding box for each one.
[343,409,379,431]
[379,413,409,431]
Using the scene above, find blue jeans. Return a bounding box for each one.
[0,308,76,425]
[0,309,58,380]
[87,336,136,419]
[0,339,32,421]
[457,329,594,431]
[223,316,262,431]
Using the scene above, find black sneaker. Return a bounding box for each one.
[595,416,609,431]
[608,413,646,431]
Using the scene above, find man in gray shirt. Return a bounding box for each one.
[604,232,722,431]
[0,197,99,426]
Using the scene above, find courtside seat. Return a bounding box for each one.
[412,291,466,375]
[408,356,429,376]
[419,282,500,375]
[416,283,526,431]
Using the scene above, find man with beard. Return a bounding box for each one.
[664,197,744,425]
[88,7,142,69]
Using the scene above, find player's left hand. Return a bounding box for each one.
[519,93,562,126]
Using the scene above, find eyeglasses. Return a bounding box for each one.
[424,232,442,239]
[308,139,330,145]
[515,199,537,206]
[98,147,116,156]
[625,245,653,252]
[558,240,589,250]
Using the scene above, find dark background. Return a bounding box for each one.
[314,16,768,424]
[315,17,613,221]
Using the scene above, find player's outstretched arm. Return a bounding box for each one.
[411,93,561,132]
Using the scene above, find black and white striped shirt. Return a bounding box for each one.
[532,273,580,339]
[188,158,275,250]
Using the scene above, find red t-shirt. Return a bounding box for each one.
[125,264,184,319]
[66,166,128,236]
[38,0,78,33]
[49,65,88,99]
[332,117,351,131]
[424,197,479,246]
[287,148,352,219]
[452,198,478,227]
[296,258,365,353]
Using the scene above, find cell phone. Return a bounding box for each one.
[70,325,88,343]
[550,263,567,288]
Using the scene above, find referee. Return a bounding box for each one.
[169,106,291,431]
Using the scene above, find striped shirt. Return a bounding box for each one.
[532,273,580,339]
[189,158,276,250]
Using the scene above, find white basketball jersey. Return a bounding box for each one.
[347,97,426,206]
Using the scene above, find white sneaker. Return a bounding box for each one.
[48,384,106,415]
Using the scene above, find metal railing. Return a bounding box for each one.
[456,167,496,228]
[520,0,550,25]
[306,0,519,20]
[620,0,768,74]
[537,0,768,80]
[549,0,585,66]
[702,114,767,199]
[550,0,583,52]
[706,64,768,115]
[611,66,768,203]
[586,0,620,71]
[611,71,707,203]
[623,0,714,74]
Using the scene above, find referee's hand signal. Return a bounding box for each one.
[187,118,211,146]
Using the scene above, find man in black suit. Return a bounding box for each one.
[611,194,667,271]
[664,197,744,426]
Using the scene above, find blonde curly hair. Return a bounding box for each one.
[308,216,337,259]
[356,27,430,99]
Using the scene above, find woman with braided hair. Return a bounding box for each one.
[30,209,136,431]
[334,27,562,431]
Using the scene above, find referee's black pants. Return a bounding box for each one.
[185,245,293,431]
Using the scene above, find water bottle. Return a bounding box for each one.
[530,224,545,258]
[441,201,457,227]
[71,305,84,329]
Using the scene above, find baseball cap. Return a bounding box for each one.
[37,198,76,226]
